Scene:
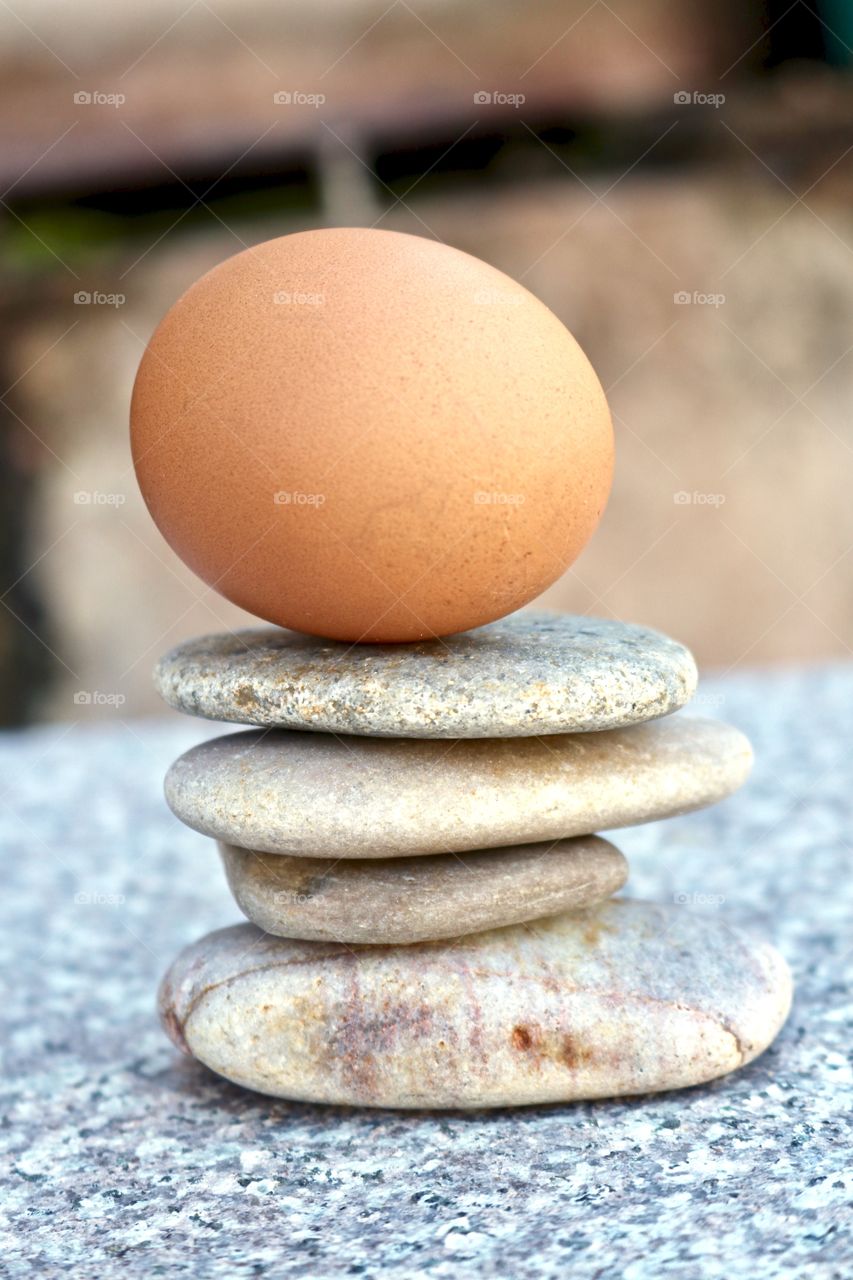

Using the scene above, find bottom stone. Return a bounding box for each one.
[159,900,791,1109]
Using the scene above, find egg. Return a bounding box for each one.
[130,227,613,642]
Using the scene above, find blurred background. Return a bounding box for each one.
[1,0,851,725]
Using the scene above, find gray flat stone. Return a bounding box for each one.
[159,899,792,1108]
[153,611,698,738]
[218,834,628,943]
[165,716,752,858]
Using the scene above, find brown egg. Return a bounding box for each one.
[130,228,613,642]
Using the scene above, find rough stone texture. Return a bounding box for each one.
[1,666,851,1277]
[159,901,791,1109]
[218,834,628,943]
[165,715,752,857]
[153,612,698,738]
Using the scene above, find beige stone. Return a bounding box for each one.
[165,716,752,857]
[218,834,627,943]
[153,613,697,738]
[159,900,792,1108]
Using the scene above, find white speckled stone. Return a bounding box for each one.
[218,834,628,943]
[153,612,698,738]
[164,716,752,858]
[158,900,792,1109]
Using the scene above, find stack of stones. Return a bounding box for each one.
[157,612,791,1109]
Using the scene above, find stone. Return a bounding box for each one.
[164,716,752,858]
[158,899,792,1108]
[218,834,628,944]
[153,611,698,738]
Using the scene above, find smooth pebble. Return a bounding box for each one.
[219,834,627,943]
[153,612,698,738]
[165,716,752,858]
[159,899,792,1108]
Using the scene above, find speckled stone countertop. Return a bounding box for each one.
[1,667,851,1278]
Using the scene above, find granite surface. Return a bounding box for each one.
[1,666,851,1277]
